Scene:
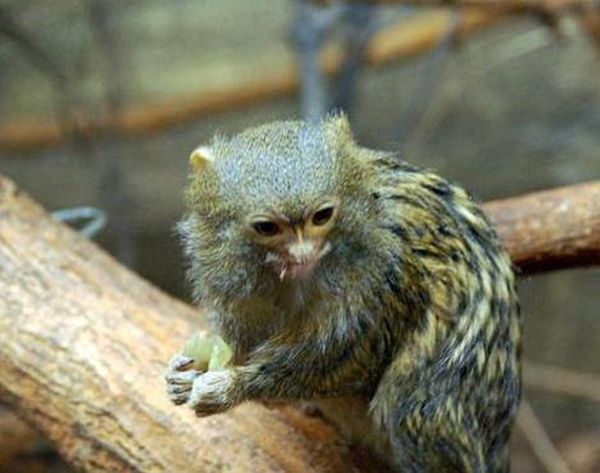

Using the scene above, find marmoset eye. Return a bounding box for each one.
[312,206,335,226]
[252,220,280,236]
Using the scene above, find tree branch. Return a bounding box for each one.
[517,399,574,473]
[523,362,600,403]
[314,0,600,46]
[0,175,597,472]
[313,0,593,15]
[483,181,600,274]
[0,174,385,472]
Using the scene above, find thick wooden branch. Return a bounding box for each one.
[483,181,600,274]
[0,175,597,472]
[0,174,385,473]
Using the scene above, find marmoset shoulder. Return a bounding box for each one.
[166,115,521,473]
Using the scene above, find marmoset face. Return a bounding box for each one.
[243,196,340,280]
[182,116,376,294]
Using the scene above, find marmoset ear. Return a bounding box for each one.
[189,146,215,171]
[324,112,354,144]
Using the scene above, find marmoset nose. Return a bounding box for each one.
[288,241,316,262]
[287,231,318,263]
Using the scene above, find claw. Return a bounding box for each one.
[169,353,195,371]
[167,384,192,395]
[165,369,200,384]
[171,395,188,406]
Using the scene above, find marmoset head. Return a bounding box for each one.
[180,115,378,300]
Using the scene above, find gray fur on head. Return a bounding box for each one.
[178,114,378,302]
[207,115,355,216]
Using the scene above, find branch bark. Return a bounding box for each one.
[0,174,385,473]
[483,181,600,274]
[0,175,597,472]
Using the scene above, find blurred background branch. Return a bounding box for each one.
[0,8,506,151]
[312,0,598,16]
[1,0,597,151]
[0,4,77,144]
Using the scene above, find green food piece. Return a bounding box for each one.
[182,332,212,371]
[182,332,233,371]
[208,335,233,371]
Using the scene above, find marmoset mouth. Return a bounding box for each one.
[279,242,332,280]
[281,258,319,280]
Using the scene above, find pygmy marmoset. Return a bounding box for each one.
[166,115,521,473]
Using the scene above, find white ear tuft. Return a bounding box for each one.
[325,113,353,143]
[189,146,215,170]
